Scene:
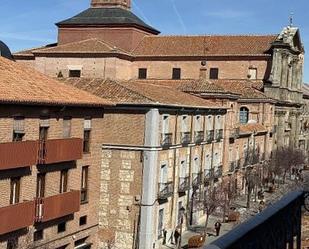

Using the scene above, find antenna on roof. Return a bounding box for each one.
[289,12,294,27]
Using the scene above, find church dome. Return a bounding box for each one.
[0,41,13,60]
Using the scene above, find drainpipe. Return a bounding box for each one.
[170,111,179,228]
[139,108,160,249]
[187,111,195,226]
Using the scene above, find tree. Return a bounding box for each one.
[244,167,260,208]
[202,185,225,235]
[221,176,238,222]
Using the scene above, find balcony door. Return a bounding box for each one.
[160,164,168,192]
[36,173,46,198]
[10,177,20,205]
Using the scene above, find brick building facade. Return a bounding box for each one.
[0,55,113,249]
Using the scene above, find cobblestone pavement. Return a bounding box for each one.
[161,174,305,249]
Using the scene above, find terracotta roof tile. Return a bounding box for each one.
[13,43,57,57]
[34,38,128,54]
[0,57,113,107]
[134,79,230,95]
[239,123,267,134]
[212,79,270,100]
[133,35,277,56]
[64,78,221,109]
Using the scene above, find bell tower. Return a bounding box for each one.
[91,0,131,9]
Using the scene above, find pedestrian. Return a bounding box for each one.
[258,200,265,213]
[174,226,181,246]
[214,221,222,236]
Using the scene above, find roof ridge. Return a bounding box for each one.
[148,34,278,38]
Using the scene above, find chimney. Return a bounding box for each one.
[91,0,131,9]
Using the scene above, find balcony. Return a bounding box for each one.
[204,169,214,182]
[229,161,236,172]
[206,130,214,143]
[38,138,83,164]
[205,191,305,249]
[195,131,204,144]
[0,201,35,235]
[158,182,173,199]
[0,141,39,170]
[235,160,241,170]
[161,133,173,148]
[215,129,224,142]
[214,165,223,178]
[181,132,191,145]
[178,176,190,192]
[192,172,203,187]
[37,190,81,222]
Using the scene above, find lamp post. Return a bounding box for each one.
[178,206,186,249]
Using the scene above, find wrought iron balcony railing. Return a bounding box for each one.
[194,131,204,144]
[158,182,173,199]
[161,133,173,147]
[206,130,214,143]
[192,172,203,187]
[181,132,191,145]
[214,165,223,178]
[229,161,236,172]
[178,176,190,192]
[215,129,224,142]
[204,168,214,182]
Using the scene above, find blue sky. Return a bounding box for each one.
[1,0,309,82]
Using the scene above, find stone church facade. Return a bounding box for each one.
[13,0,307,248]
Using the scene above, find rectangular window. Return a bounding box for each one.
[33,230,43,241]
[74,237,89,248]
[138,68,147,79]
[39,127,49,141]
[81,166,89,204]
[63,117,72,138]
[69,70,81,78]
[172,68,181,80]
[12,117,25,142]
[83,118,91,153]
[181,115,189,132]
[158,209,164,239]
[36,173,46,198]
[79,216,87,226]
[162,115,169,134]
[57,222,66,233]
[10,177,20,205]
[209,68,219,79]
[248,68,257,80]
[195,115,202,131]
[60,170,68,193]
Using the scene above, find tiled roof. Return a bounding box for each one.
[0,57,113,107]
[56,7,160,34]
[64,78,221,109]
[136,79,230,95]
[212,79,270,100]
[239,123,267,134]
[33,38,128,55]
[13,43,57,57]
[133,78,269,100]
[133,35,277,56]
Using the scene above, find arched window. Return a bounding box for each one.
[239,107,249,124]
